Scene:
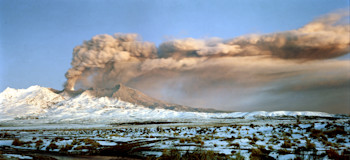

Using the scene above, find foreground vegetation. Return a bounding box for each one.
[0,118,349,159]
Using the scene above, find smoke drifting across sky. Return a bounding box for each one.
[65,10,350,113]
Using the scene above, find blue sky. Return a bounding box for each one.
[0,0,349,91]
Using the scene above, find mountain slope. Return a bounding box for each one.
[0,85,337,124]
[77,84,207,112]
[0,86,64,121]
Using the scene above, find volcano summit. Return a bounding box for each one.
[62,83,220,112]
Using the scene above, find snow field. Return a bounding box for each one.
[0,119,349,159]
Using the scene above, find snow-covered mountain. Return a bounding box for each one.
[0,85,337,124]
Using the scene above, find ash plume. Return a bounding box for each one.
[158,10,349,59]
[64,11,350,113]
[64,33,157,90]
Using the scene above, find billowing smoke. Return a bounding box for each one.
[64,33,157,90]
[158,10,349,59]
[64,11,349,113]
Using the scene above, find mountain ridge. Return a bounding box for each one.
[61,84,224,113]
[0,85,341,124]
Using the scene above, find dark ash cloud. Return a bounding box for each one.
[64,11,350,113]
